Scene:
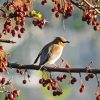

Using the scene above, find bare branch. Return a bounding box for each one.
[83,0,100,14]
[70,0,85,11]
[0,8,6,14]
[0,39,16,43]
[70,0,100,14]
[8,62,100,74]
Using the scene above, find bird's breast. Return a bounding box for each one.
[48,45,63,64]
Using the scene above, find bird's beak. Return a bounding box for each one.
[64,41,70,43]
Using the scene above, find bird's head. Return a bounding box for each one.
[53,36,70,46]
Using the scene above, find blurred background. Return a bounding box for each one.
[0,0,100,100]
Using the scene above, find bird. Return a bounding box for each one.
[33,36,70,69]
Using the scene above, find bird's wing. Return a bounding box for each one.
[39,44,52,66]
[34,42,53,66]
[39,51,50,66]
[33,43,50,65]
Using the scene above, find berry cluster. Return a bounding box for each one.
[32,19,47,29]
[39,78,62,96]
[16,69,31,84]
[0,0,46,38]
[0,46,8,72]
[79,84,85,93]
[53,90,63,96]
[5,90,19,100]
[82,10,100,31]
[56,74,67,82]
[0,76,19,100]
[70,76,77,85]
[85,73,94,81]
[41,0,74,19]
[0,1,30,38]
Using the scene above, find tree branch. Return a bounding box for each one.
[70,0,85,11]
[83,0,100,14]
[70,0,100,14]
[0,39,16,43]
[8,62,100,74]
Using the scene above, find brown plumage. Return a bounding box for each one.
[34,36,70,67]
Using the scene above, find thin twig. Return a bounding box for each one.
[0,8,6,13]
[83,0,100,14]
[95,74,100,87]
[0,39,16,43]
[70,0,85,11]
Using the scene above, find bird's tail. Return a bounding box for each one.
[33,53,41,64]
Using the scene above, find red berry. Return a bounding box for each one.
[96,95,100,100]
[13,90,19,97]
[11,29,16,37]
[16,69,20,73]
[0,68,4,72]
[55,12,60,17]
[41,1,45,5]
[23,4,29,11]
[57,76,60,81]
[27,74,30,78]
[7,28,10,33]
[45,79,51,83]
[47,86,51,90]
[1,77,6,84]
[85,75,89,81]
[65,63,70,68]
[59,78,64,82]
[56,91,62,96]
[53,91,57,96]
[23,80,27,84]
[20,70,24,75]
[79,84,85,93]
[16,21,20,25]
[41,0,47,5]
[79,87,83,93]
[5,96,9,100]
[18,34,21,38]
[38,24,42,29]
[94,25,99,31]
[39,78,44,84]
[86,13,92,20]
[72,77,77,82]
[70,80,74,84]
[20,21,25,26]
[82,16,87,21]
[70,77,77,84]
[20,27,25,33]
[87,20,92,25]
[63,74,67,79]
[15,25,20,31]
[8,93,14,99]
[0,46,3,50]
[51,7,56,12]
[88,74,94,78]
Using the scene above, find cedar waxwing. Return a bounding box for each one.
[34,36,70,68]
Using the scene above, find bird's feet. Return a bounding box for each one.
[39,65,48,71]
